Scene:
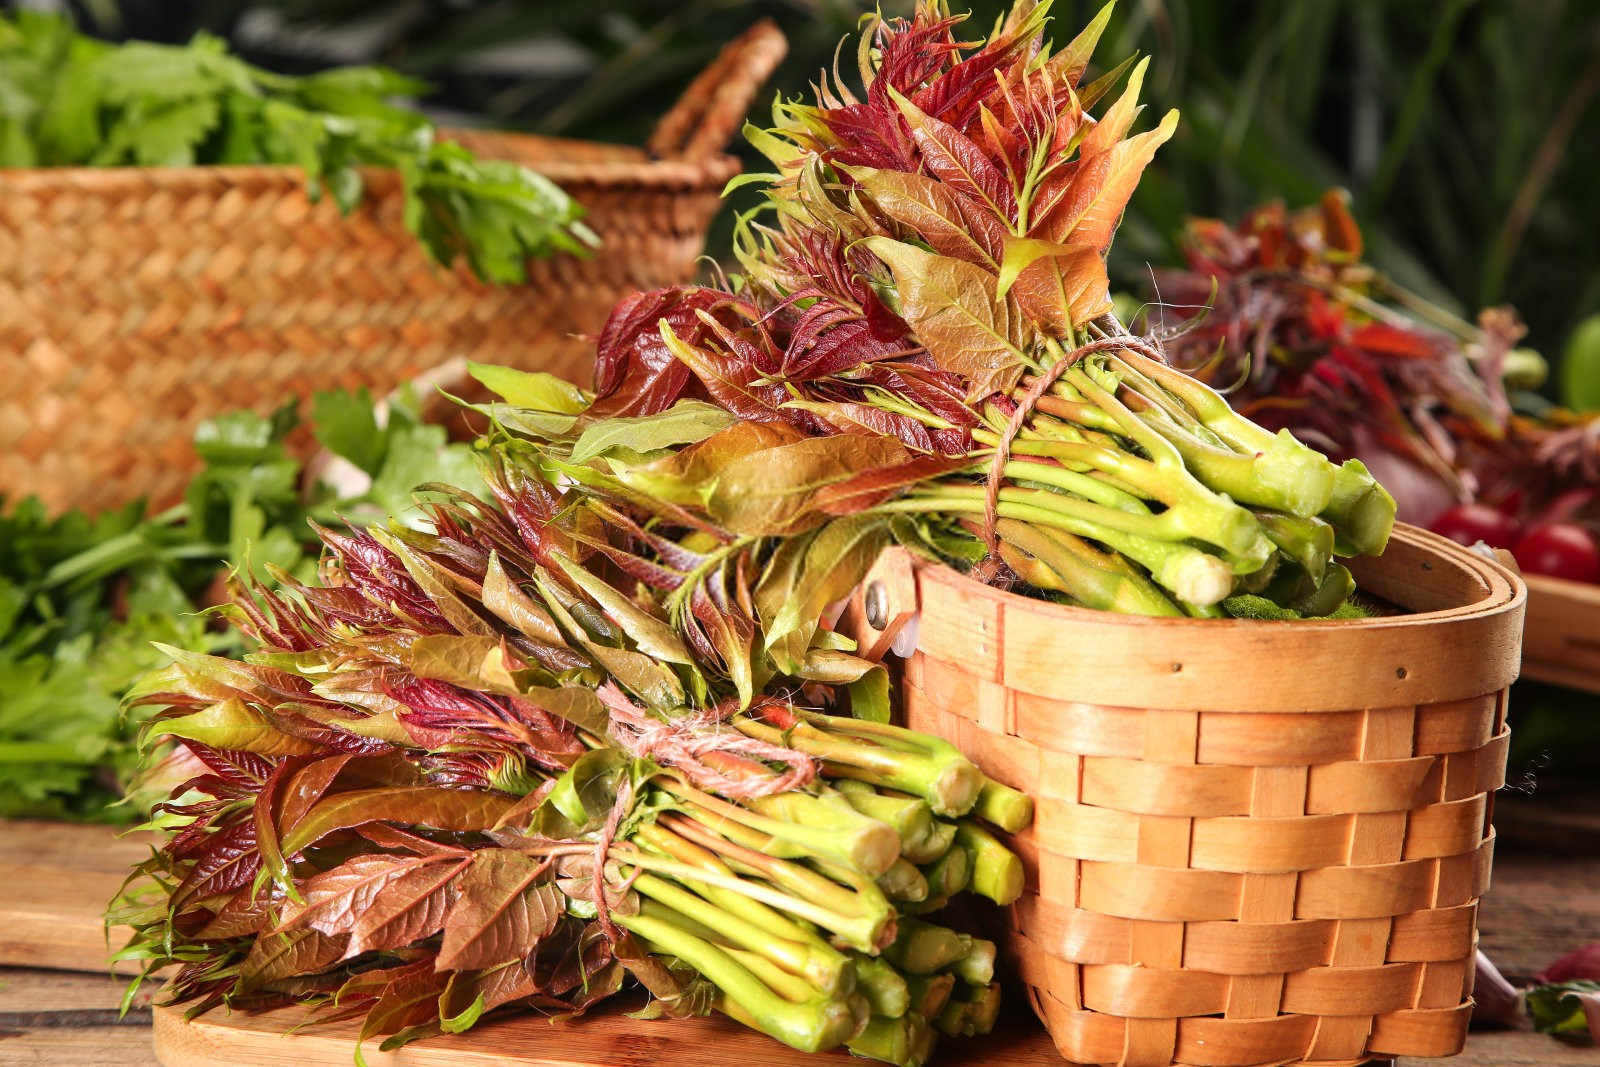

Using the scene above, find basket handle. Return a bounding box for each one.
[647,19,788,162]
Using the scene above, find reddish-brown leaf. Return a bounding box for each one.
[865,237,1024,398]
[849,166,1000,267]
[891,89,1017,223]
[277,786,517,858]
[171,819,260,914]
[1030,109,1177,251]
[437,849,562,971]
[999,236,1112,336]
[238,926,350,988]
[813,455,971,515]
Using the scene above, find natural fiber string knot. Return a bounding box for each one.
[981,335,1167,562]
[597,683,818,798]
[592,776,638,946]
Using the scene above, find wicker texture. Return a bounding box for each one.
[848,525,1523,1067]
[0,22,787,515]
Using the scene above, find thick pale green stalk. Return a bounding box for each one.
[900,819,957,866]
[876,858,929,903]
[847,1012,936,1067]
[884,919,970,976]
[955,822,1024,906]
[654,815,894,938]
[614,849,886,954]
[629,872,846,998]
[1255,511,1334,584]
[620,905,858,1054]
[1322,459,1397,556]
[995,519,1180,617]
[852,955,910,1019]
[877,488,1234,606]
[973,777,1034,833]
[833,780,935,848]
[634,819,847,978]
[905,973,955,1019]
[661,779,899,877]
[920,844,970,900]
[950,937,995,986]
[735,717,981,818]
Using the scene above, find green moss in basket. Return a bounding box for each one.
[0,11,595,282]
[0,386,485,822]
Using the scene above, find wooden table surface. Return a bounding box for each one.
[1,822,1595,1066]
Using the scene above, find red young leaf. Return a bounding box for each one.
[891,88,1017,224]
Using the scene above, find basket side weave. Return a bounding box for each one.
[0,135,736,514]
[856,526,1523,1067]
[0,22,790,515]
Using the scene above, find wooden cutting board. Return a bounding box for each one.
[152,998,1062,1066]
[1521,573,1600,693]
[0,817,157,973]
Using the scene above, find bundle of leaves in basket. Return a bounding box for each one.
[112,420,1034,1064]
[521,0,1396,620]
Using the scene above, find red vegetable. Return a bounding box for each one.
[1429,503,1522,550]
[1538,943,1600,984]
[1514,522,1600,583]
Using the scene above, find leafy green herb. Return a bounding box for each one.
[1527,980,1600,1037]
[0,11,593,282]
[0,385,484,821]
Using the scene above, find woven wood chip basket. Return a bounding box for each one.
[0,22,786,515]
[845,524,1524,1067]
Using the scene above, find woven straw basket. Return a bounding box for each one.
[0,22,786,515]
[846,524,1523,1067]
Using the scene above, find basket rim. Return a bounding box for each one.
[0,130,743,192]
[881,523,1527,710]
[909,522,1525,630]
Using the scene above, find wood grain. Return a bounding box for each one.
[150,999,1062,1067]
[1521,573,1600,694]
[0,818,156,973]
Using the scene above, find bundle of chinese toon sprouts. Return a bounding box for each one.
[112,438,1030,1066]
[570,0,1395,619]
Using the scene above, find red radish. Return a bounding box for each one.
[1429,503,1522,550]
[1514,522,1600,583]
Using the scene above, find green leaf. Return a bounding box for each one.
[366,526,495,636]
[366,424,486,524]
[704,434,914,537]
[550,551,693,665]
[569,400,736,464]
[864,237,1025,399]
[848,666,892,724]
[480,552,566,646]
[764,515,891,674]
[406,633,609,734]
[1527,980,1600,1036]
[310,389,386,476]
[467,363,589,414]
[536,748,626,834]
[146,698,321,756]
